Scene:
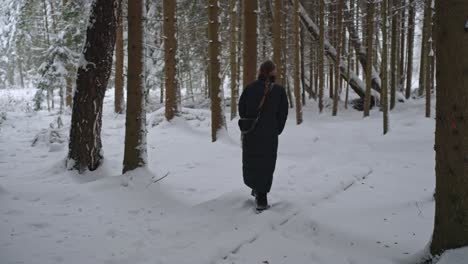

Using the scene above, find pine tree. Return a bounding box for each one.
[424,0,433,118]
[405,0,415,99]
[208,0,225,142]
[332,0,344,116]
[363,0,374,117]
[318,0,325,113]
[293,0,302,124]
[390,0,398,110]
[114,2,124,114]
[123,0,146,173]
[381,0,389,134]
[163,0,178,121]
[229,0,238,120]
[67,0,121,172]
[430,0,468,256]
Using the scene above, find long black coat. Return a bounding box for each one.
[238,78,289,194]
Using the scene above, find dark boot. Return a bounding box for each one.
[255,192,269,211]
[251,189,256,197]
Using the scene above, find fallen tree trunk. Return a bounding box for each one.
[343,3,382,94]
[296,1,372,100]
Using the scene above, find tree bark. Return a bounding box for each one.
[332,0,343,116]
[363,0,374,117]
[382,0,389,133]
[229,0,238,120]
[390,0,398,109]
[425,0,433,118]
[208,0,225,142]
[318,0,325,112]
[163,0,178,121]
[123,0,146,173]
[293,0,303,124]
[115,4,124,114]
[67,0,121,172]
[431,0,468,256]
[405,0,415,99]
[418,0,430,96]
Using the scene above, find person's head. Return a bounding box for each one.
[257,60,277,83]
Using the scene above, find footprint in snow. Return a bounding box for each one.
[29,222,50,229]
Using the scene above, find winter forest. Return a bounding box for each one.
[0,0,467,263]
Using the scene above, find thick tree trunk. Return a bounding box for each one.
[208,0,225,142]
[243,0,257,87]
[115,5,124,114]
[431,0,468,256]
[67,0,120,172]
[163,0,178,121]
[123,0,146,173]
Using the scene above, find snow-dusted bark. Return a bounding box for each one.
[67,0,121,173]
[208,0,226,142]
[296,1,372,99]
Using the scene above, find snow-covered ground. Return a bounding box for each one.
[0,88,466,264]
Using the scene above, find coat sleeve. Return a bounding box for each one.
[238,86,248,118]
[277,86,289,135]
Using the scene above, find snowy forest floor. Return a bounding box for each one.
[1,88,467,264]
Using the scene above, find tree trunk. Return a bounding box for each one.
[382,0,389,133]
[229,0,238,120]
[332,0,343,116]
[430,0,468,256]
[163,0,178,121]
[318,0,325,112]
[363,0,374,117]
[208,0,225,142]
[243,0,257,87]
[67,0,121,172]
[237,0,243,90]
[418,1,430,96]
[390,0,398,109]
[398,0,406,92]
[293,0,303,124]
[345,29,351,109]
[123,0,146,173]
[405,0,415,99]
[425,0,433,118]
[115,4,124,114]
